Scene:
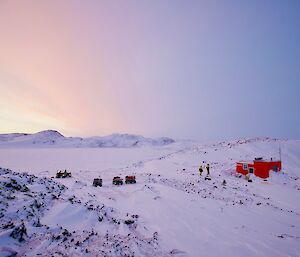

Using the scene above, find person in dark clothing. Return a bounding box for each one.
[206,163,210,176]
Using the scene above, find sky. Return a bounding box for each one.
[0,1,299,140]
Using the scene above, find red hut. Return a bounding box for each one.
[236,158,281,179]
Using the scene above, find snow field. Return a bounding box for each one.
[0,137,299,256]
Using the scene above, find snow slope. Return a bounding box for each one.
[0,130,175,148]
[0,137,299,257]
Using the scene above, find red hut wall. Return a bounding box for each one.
[236,162,254,175]
[236,163,247,175]
[253,162,269,178]
[236,160,282,179]
[253,161,281,179]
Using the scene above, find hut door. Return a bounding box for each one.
[249,167,254,174]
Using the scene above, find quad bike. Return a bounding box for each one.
[125,176,136,184]
[93,178,103,187]
[112,176,123,185]
[56,170,72,178]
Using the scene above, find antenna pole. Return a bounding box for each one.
[279,143,282,162]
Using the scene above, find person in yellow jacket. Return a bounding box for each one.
[206,163,210,176]
[199,165,203,176]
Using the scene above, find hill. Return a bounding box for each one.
[0,130,175,148]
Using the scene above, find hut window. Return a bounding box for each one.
[249,167,254,173]
[243,164,248,170]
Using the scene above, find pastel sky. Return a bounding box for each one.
[0,1,299,140]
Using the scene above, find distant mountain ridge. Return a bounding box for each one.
[0,130,175,148]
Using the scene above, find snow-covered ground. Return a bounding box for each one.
[0,135,299,257]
